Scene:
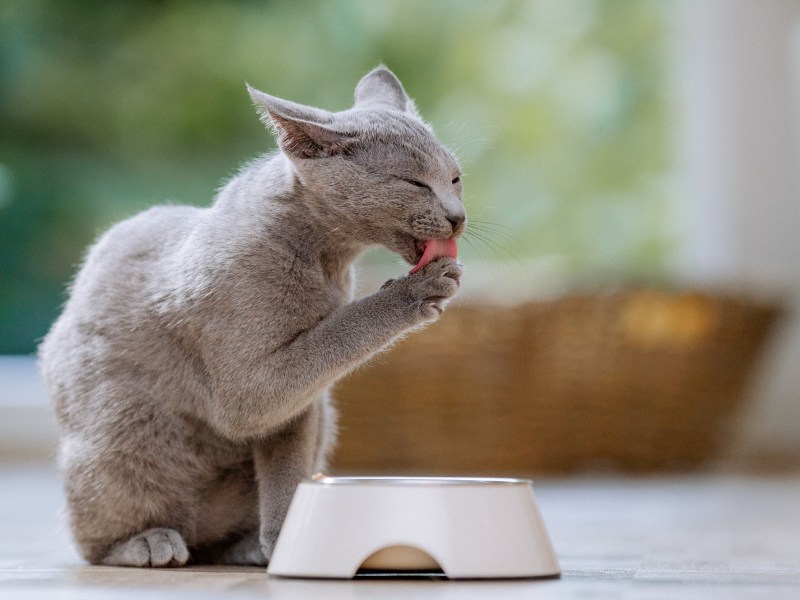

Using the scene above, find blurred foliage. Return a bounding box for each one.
[0,0,675,354]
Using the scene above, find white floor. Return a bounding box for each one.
[2,464,799,599]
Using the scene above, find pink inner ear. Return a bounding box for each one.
[410,239,458,274]
[271,114,353,159]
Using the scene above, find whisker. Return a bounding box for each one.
[468,222,528,251]
[468,218,514,231]
[464,229,505,258]
[459,233,484,263]
[464,229,535,283]
[468,223,521,246]
[468,220,519,238]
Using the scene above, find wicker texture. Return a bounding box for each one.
[330,289,781,475]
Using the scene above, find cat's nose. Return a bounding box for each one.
[446,214,466,235]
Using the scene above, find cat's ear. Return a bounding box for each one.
[354,65,418,115]
[247,84,355,159]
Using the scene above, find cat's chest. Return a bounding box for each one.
[300,265,354,312]
[257,254,352,322]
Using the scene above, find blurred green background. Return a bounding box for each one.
[0,0,675,354]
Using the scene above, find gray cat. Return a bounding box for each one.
[38,66,465,567]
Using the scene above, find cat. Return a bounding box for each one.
[38,66,466,567]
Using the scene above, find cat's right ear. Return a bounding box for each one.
[354,66,418,115]
[247,84,355,159]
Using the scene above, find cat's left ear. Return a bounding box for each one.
[354,66,418,115]
[247,84,355,159]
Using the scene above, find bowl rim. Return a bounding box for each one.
[308,476,532,487]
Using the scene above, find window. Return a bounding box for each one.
[0,0,675,354]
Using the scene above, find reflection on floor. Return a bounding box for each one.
[1,464,799,599]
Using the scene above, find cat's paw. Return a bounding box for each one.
[219,530,266,566]
[260,527,281,563]
[101,528,189,567]
[389,257,462,321]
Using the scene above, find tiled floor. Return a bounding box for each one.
[1,464,799,599]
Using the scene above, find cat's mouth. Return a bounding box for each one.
[399,237,428,266]
[413,239,427,264]
[392,235,424,265]
[404,237,458,274]
[395,234,459,271]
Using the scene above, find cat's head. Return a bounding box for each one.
[247,66,465,266]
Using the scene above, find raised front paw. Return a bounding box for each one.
[386,257,462,322]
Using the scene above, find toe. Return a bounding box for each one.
[146,531,175,567]
[166,529,190,565]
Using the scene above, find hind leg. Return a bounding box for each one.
[62,437,201,566]
[102,528,190,567]
[58,401,232,567]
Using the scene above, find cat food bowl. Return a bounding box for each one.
[267,476,560,579]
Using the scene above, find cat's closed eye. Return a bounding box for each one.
[404,179,432,191]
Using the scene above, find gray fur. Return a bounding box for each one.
[38,66,466,567]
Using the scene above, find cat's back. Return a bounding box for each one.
[85,203,200,283]
[39,203,204,398]
[62,204,202,321]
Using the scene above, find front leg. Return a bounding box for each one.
[253,402,321,561]
[286,257,464,383]
[206,258,462,440]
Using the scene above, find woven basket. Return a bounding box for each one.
[329,289,781,475]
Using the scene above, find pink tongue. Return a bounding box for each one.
[409,238,458,274]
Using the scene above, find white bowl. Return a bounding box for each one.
[267,477,560,579]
